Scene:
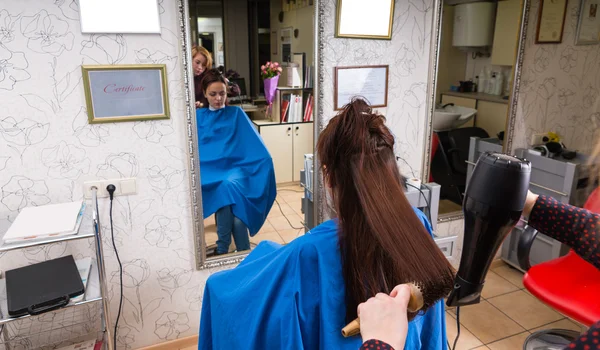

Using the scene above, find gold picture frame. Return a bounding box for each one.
[335,0,395,40]
[535,0,568,44]
[81,64,170,124]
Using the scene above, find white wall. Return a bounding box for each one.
[0,1,208,348]
[270,0,315,66]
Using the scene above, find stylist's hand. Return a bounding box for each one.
[358,284,410,350]
[196,101,202,108]
[523,190,539,218]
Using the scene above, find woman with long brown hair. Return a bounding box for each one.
[199,98,455,349]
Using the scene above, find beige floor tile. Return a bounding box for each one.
[269,214,304,231]
[488,290,562,330]
[487,332,530,350]
[279,228,303,244]
[259,221,276,234]
[472,347,490,349]
[492,265,524,289]
[181,347,196,350]
[481,271,520,299]
[251,231,284,245]
[455,300,525,344]
[204,215,215,226]
[445,312,484,350]
[530,318,584,334]
[279,191,303,203]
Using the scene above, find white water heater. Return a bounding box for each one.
[452,2,496,49]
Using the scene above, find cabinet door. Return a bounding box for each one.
[440,95,476,128]
[476,101,508,138]
[260,124,294,183]
[491,0,521,66]
[292,123,314,182]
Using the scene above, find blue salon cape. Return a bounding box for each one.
[197,106,276,236]
[199,208,448,350]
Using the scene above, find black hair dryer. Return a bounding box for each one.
[446,152,531,307]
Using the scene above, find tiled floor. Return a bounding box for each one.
[204,183,306,253]
[446,261,586,349]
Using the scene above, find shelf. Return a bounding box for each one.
[0,258,102,325]
[0,204,95,253]
[277,86,313,91]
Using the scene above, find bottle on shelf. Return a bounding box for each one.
[477,68,487,93]
[494,72,504,96]
[487,72,496,94]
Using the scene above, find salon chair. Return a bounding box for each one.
[517,188,600,348]
[430,127,489,205]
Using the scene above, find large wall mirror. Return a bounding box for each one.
[422,0,529,220]
[181,0,319,269]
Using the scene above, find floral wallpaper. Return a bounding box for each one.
[0,1,212,348]
[319,0,435,179]
[512,0,600,153]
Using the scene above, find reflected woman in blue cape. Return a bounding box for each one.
[200,98,455,349]
[196,69,276,255]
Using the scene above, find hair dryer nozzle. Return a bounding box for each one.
[447,152,530,307]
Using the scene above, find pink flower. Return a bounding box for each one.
[277,67,282,72]
[266,61,271,66]
[273,62,279,67]
[261,65,265,70]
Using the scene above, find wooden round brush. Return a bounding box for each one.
[341,283,424,337]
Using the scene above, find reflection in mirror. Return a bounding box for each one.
[428,0,524,217]
[188,0,315,260]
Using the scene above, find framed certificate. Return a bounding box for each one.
[335,0,395,40]
[536,0,568,44]
[334,65,389,110]
[576,0,600,44]
[81,65,170,124]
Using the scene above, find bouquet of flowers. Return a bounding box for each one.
[261,62,283,118]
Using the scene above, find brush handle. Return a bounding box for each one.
[341,283,424,338]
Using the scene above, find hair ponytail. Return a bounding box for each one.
[317,98,455,322]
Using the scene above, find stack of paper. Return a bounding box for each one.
[2,201,85,244]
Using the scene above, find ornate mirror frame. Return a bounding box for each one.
[176,0,324,269]
[419,0,532,223]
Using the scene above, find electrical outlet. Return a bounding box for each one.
[531,133,549,146]
[83,178,137,199]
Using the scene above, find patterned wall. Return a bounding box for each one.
[512,0,600,153]
[0,1,212,348]
[319,0,435,179]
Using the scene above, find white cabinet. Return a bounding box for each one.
[491,0,522,66]
[254,121,313,183]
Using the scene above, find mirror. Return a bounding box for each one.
[425,0,526,218]
[185,0,317,267]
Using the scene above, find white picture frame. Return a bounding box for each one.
[79,0,161,34]
[334,65,389,110]
[335,0,395,40]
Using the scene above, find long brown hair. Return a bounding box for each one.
[317,98,455,322]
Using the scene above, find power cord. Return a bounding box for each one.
[451,306,461,350]
[106,184,123,350]
[274,198,304,230]
[406,183,432,223]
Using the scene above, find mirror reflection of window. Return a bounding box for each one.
[188,0,316,260]
[428,0,524,217]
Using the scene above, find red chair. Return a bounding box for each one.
[518,189,600,348]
